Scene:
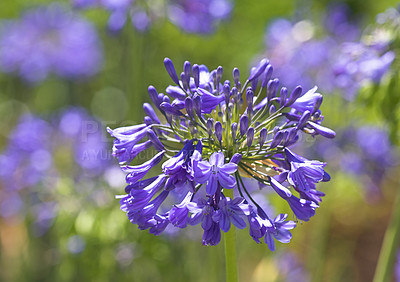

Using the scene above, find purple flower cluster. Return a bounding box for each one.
[72,0,232,34]
[314,125,398,202]
[0,4,102,82]
[108,57,335,250]
[262,5,394,100]
[0,107,112,234]
[168,0,232,34]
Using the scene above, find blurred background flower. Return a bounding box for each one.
[0,4,102,82]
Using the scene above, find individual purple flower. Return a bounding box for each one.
[265,214,296,252]
[168,192,193,228]
[0,4,102,82]
[213,197,250,232]
[188,198,216,231]
[285,148,327,192]
[290,86,323,113]
[107,125,149,164]
[194,152,237,195]
[162,140,197,190]
[123,151,165,184]
[197,88,225,114]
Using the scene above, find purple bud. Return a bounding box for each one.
[158,93,165,105]
[185,97,194,119]
[308,122,336,138]
[193,64,200,88]
[172,99,185,110]
[285,128,298,146]
[297,110,311,130]
[211,70,217,87]
[279,87,288,108]
[270,131,283,148]
[286,86,303,107]
[231,87,238,103]
[233,67,240,85]
[246,88,254,112]
[164,57,180,85]
[230,153,242,164]
[248,58,269,81]
[144,116,153,126]
[148,86,159,108]
[215,121,222,143]
[147,129,165,151]
[261,65,273,88]
[239,115,249,136]
[223,83,230,100]
[259,128,267,147]
[216,66,223,84]
[196,140,203,153]
[183,61,191,84]
[160,102,183,116]
[269,104,276,115]
[231,122,237,140]
[193,94,202,117]
[206,118,214,136]
[251,76,258,91]
[180,72,188,90]
[143,103,160,124]
[163,95,170,104]
[166,86,186,100]
[312,96,323,113]
[267,78,279,100]
[322,172,331,182]
[247,127,254,147]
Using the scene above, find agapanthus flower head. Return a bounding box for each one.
[108,57,335,250]
[0,4,102,82]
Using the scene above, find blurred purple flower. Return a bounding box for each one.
[168,0,232,34]
[277,252,310,282]
[262,5,394,100]
[314,125,398,202]
[73,0,232,34]
[0,4,103,82]
[0,107,114,236]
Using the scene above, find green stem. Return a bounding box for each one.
[373,187,400,282]
[224,188,238,282]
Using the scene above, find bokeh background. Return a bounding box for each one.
[0,0,400,281]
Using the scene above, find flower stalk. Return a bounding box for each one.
[373,186,400,282]
[224,188,238,282]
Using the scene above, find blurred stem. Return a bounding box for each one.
[224,188,238,282]
[373,187,400,282]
